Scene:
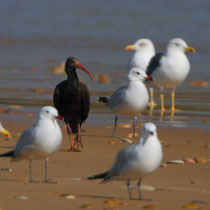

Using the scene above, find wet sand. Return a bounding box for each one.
[0,122,210,210]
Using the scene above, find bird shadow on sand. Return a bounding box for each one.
[0,178,26,182]
[0,146,14,149]
[0,178,58,184]
[81,133,121,139]
[77,194,115,200]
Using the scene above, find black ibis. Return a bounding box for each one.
[53,57,94,151]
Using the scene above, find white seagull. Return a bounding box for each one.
[146,38,195,113]
[125,38,155,72]
[98,68,153,138]
[0,122,11,138]
[125,38,156,109]
[88,122,163,200]
[0,106,62,182]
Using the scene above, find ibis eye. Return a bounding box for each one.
[135,72,140,75]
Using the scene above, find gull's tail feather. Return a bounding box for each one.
[0,150,14,157]
[98,97,109,104]
[87,171,109,180]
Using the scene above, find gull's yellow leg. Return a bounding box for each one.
[171,89,175,116]
[149,87,156,116]
[160,93,165,112]
[171,89,175,111]
[149,87,157,108]
[160,93,165,117]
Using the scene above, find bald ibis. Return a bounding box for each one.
[53,57,94,151]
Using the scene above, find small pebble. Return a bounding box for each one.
[160,163,167,168]
[95,74,110,84]
[190,81,208,87]
[104,200,121,206]
[167,160,185,165]
[0,108,5,113]
[183,158,196,163]
[117,138,133,144]
[70,178,82,181]
[59,193,76,199]
[143,205,159,209]
[0,168,12,172]
[141,184,156,191]
[118,123,132,128]
[49,62,65,75]
[15,195,28,200]
[194,157,209,163]
[108,141,117,145]
[80,204,94,208]
[182,203,199,208]
[127,132,139,138]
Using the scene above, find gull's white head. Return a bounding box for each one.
[125,38,155,52]
[167,38,195,54]
[128,68,153,82]
[141,122,157,139]
[39,106,60,121]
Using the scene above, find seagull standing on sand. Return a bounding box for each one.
[0,122,11,138]
[98,68,153,138]
[125,38,156,108]
[146,38,195,114]
[0,106,62,182]
[88,122,163,200]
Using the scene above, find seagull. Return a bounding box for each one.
[88,122,163,200]
[0,122,11,138]
[125,38,156,109]
[98,68,153,138]
[53,57,94,152]
[146,38,195,115]
[125,38,155,72]
[0,106,62,182]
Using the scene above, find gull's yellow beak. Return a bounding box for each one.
[0,128,11,138]
[125,44,135,51]
[185,46,195,53]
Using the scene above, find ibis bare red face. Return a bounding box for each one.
[75,62,95,81]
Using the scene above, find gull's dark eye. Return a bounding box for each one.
[135,72,140,75]
[175,43,180,47]
[139,43,146,47]
[46,110,49,113]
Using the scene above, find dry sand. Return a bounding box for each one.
[0,122,210,210]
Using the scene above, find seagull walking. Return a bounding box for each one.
[88,122,163,200]
[98,68,152,138]
[53,57,94,152]
[146,38,195,115]
[0,106,62,182]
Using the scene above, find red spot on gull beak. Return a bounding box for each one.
[56,114,63,120]
[145,75,154,81]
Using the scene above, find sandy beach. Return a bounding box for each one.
[0,122,209,210]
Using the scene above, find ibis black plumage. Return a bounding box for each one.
[53,57,94,151]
